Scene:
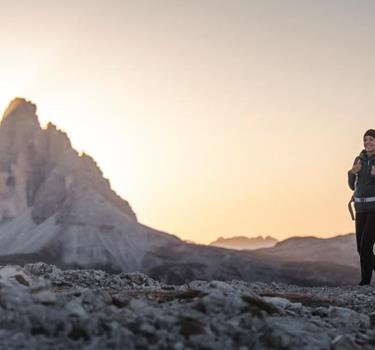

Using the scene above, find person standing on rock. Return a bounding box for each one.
[348,129,375,285]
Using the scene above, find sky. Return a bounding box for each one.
[0,0,374,244]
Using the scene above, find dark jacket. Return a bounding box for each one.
[348,150,375,213]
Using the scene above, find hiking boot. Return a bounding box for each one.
[359,281,370,286]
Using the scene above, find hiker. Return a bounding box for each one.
[348,129,375,285]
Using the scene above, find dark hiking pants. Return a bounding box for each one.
[356,211,375,284]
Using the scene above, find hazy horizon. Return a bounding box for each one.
[0,1,373,244]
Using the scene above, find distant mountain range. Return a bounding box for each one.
[251,233,358,268]
[210,235,278,250]
[0,98,361,286]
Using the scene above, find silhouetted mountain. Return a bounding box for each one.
[210,235,278,250]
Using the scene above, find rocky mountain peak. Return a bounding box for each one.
[0,98,179,272]
[1,98,40,130]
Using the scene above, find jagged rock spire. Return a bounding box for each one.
[0,98,137,219]
[1,98,40,129]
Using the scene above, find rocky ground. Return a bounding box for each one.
[0,263,374,349]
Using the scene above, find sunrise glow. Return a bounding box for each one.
[0,1,374,243]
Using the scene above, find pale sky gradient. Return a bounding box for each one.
[0,1,374,244]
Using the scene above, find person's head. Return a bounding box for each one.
[363,129,375,154]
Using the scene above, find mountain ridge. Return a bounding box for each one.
[210,235,278,250]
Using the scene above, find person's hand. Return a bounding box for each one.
[350,159,362,174]
[371,165,375,176]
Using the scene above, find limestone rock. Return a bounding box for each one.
[331,335,361,350]
[328,306,370,328]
